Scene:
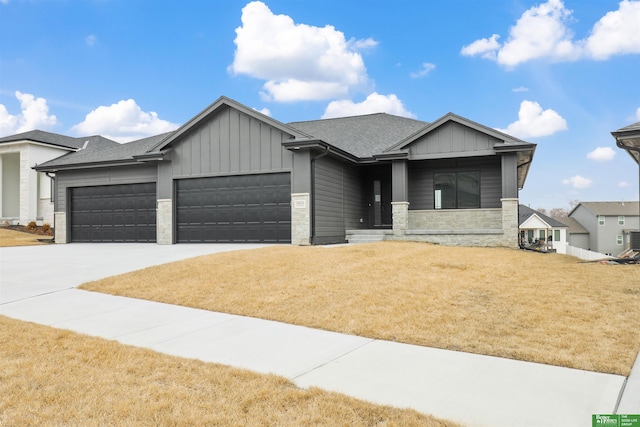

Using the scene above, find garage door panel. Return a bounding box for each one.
[176,173,290,243]
[70,183,156,243]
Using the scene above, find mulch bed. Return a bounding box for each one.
[2,224,53,236]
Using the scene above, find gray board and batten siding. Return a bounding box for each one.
[404,121,502,159]
[165,105,296,243]
[167,106,294,179]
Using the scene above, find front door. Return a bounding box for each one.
[370,177,392,228]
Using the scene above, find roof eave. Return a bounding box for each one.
[283,139,360,163]
[34,159,148,172]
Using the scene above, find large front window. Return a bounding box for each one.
[434,171,480,209]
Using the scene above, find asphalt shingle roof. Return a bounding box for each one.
[288,113,429,158]
[36,132,174,169]
[519,205,568,228]
[0,129,95,150]
[577,201,640,216]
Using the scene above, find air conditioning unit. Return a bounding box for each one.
[631,231,640,251]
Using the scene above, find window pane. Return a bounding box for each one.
[434,173,456,209]
[554,230,560,241]
[598,216,605,225]
[618,216,625,226]
[457,171,480,208]
[617,235,623,245]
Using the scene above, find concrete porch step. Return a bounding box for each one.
[345,229,393,244]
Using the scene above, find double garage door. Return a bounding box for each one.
[176,173,291,243]
[69,173,291,243]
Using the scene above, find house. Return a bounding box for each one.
[518,205,568,250]
[34,96,536,247]
[567,201,640,256]
[0,130,118,226]
[562,217,590,250]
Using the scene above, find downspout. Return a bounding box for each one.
[310,146,331,245]
[45,172,56,242]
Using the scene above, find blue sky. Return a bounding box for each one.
[1,0,639,210]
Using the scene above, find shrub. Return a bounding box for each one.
[42,223,51,233]
[26,221,37,231]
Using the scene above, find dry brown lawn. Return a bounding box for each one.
[0,316,456,427]
[81,242,640,376]
[0,228,48,247]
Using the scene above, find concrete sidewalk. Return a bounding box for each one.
[1,244,636,427]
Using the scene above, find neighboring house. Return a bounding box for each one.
[562,217,590,250]
[518,205,568,249]
[0,130,118,226]
[34,96,536,247]
[568,201,640,256]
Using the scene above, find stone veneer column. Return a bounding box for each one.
[501,198,519,248]
[392,201,409,237]
[156,199,173,245]
[54,211,66,244]
[291,193,310,245]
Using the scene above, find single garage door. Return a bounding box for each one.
[176,173,291,243]
[70,183,156,242]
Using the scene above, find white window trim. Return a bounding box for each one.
[598,216,605,226]
[616,235,623,245]
[618,216,625,226]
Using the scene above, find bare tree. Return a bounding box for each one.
[549,208,569,219]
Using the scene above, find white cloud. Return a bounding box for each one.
[410,62,436,78]
[0,91,58,136]
[461,0,640,67]
[229,1,374,102]
[619,181,629,188]
[512,86,529,92]
[321,92,416,119]
[460,34,500,60]
[585,0,640,60]
[562,175,592,189]
[497,100,567,138]
[85,34,97,47]
[71,99,179,143]
[587,147,616,161]
[636,107,640,121]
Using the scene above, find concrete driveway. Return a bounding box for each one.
[0,243,269,303]
[1,243,637,427]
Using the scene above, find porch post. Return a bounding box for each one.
[392,160,409,237]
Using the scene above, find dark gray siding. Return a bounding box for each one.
[408,122,501,158]
[55,165,157,212]
[170,106,293,178]
[408,157,502,210]
[313,156,366,244]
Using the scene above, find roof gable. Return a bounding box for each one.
[150,96,310,153]
[519,205,568,228]
[386,112,531,154]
